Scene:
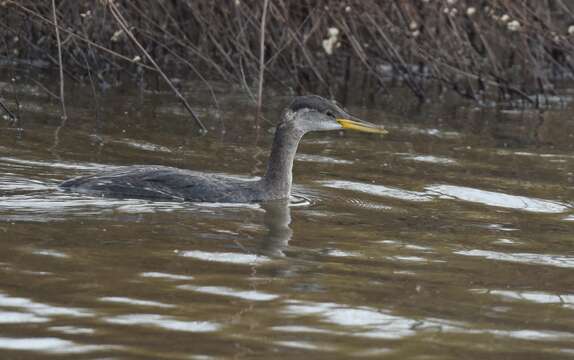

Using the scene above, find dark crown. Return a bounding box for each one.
[288,95,341,114]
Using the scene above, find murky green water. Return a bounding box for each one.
[1,77,574,359]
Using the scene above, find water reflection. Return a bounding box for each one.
[104,314,220,333]
[321,180,432,202]
[49,326,95,335]
[0,156,111,171]
[0,311,49,324]
[321,179,570,214]
[178,199,293,262]
[140,272,194,281]
[475,289,574,306]
[0,292,92,318]
[427,185,569,213]
[179,250,270,265]
[282,300,457,340]
[179,285,279,301]
[114,138,173,153]
[401,154,458,165]
[456,249,574,269]
[100,296,176,308]
[0,337,118,354]
[296,153,353,164]
[259,199,293,257]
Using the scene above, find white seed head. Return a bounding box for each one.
[507,20,520,32]
[500,14,510,23]
[345,6,351,12]
[466,7,476,16]
[322,39,334,55]
[328,27,340,37]
[111,29,124,42]
[323,27,340,55]
[568,25,574,35]
[447,0,457,5]
[409,21,418,30]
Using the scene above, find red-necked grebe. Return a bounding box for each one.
[60,95,387,202]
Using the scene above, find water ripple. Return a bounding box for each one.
[0,292,92,318]
[0,337,118,354]
[455,249,574,269]
[427,185,569,213]
[0,177,53,191]
[179,285,279,301]
[140,272,194,281]
[474,289,574,305]
[0,157,111,171]
[0,311,49,324]
[282,300,456,340]
[321,180,432,202]
[320,180,569,214]
[104,314,220,332]
[296,153,353,164]
[100,296,175,308]
[178,250,270,265]
[402,154,458,165]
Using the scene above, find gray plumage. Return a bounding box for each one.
[59,95,385,203]
[60,165,264,202]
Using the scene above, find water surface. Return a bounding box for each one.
[1,79,574,358]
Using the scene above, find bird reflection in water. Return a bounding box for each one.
[259,199,293,257]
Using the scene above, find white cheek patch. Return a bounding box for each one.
[284,109,297,122]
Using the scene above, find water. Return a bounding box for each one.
[1,78,574,358]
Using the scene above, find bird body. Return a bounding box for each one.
[60,95,386,203]
[60,165,264,202]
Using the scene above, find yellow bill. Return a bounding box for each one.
[337,118,387,134]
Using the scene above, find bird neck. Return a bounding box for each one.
[263,123,304,200]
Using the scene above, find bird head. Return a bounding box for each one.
[282,95,387,135]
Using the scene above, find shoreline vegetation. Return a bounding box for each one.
[1,0,574,124]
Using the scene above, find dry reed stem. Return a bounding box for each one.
[7,1,156,71]
[256,0,270,119]
[0,100,17,122]
[3,1,574,108]
[51,0,67,120]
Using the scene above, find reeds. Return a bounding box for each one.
[2,0,574,110]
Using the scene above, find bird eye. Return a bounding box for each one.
[325,110,336,119]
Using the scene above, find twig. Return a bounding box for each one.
[28,78,60,101]
[0,99,16,122]
[51,0,67,120]
[136,28,220,109]
[106,0,206,133]
[256,0,269,120]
